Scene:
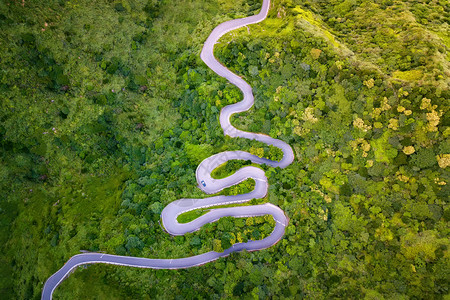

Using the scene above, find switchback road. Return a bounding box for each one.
[42,0,294,298]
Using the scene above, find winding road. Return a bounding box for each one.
[41,0,294,298]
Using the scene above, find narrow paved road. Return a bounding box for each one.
[42,0,294,298]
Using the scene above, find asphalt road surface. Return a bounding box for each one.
[42,0,294,298]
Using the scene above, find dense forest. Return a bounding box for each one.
[0,0,448,298]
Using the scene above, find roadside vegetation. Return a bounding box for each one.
[0,0,448,299]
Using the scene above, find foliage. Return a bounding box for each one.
[0,0,448,299]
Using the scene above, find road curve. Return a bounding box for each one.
[42,0,294,298]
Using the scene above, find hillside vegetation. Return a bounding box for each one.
[0,0,448,299]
